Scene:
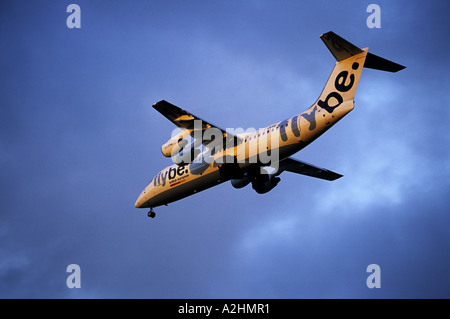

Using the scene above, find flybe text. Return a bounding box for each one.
[153,165,189,187]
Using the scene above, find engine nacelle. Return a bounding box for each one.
[251,176,281,194]
[172,143,202,166]
[189,156,211,175]
[231,176,252,189]
[161,129,191,157]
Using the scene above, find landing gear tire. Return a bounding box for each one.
[147,210,156,218]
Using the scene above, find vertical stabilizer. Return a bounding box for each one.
[315,31,405,112]
[315,32,368,109]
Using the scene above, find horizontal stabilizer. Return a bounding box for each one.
[279,157,343,181]
[364,52,406,72]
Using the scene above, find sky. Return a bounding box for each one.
[1,0,449,298]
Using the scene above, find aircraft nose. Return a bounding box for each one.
[134,192,145,208]
[134,200,140,208]
[134,197,141,208]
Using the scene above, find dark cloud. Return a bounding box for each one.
[1,0,449,298]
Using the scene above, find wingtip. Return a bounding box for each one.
[153,99,166,106]
[153,100,171,109]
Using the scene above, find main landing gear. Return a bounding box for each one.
[147,209,156,218]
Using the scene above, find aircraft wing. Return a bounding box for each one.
[279,157,343,181]
[153,100,242,147]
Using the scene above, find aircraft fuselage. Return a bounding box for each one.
[135,98,355,209]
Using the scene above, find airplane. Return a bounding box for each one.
[134,31,405,218]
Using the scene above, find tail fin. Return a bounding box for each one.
[316,32,367,107]
[314,31,405,112]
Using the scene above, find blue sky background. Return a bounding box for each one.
[1,0,449,298]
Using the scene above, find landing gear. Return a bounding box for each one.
[147,209,156,218]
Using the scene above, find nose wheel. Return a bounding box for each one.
[147,209,156,218]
